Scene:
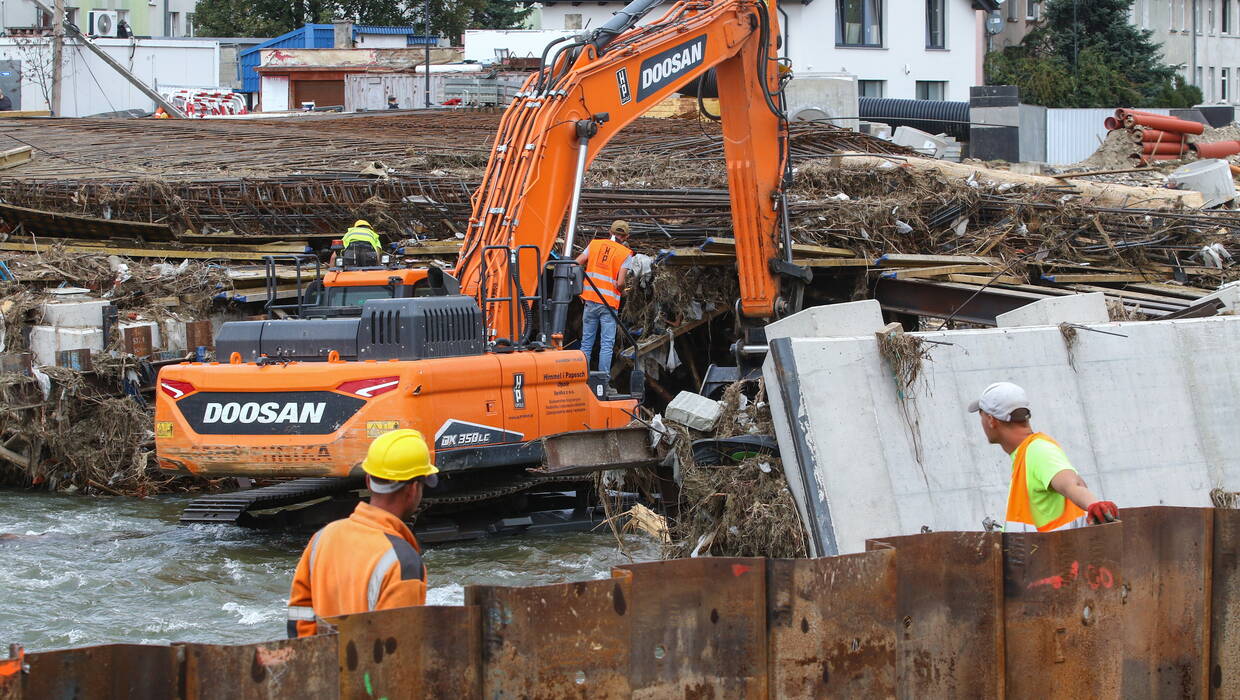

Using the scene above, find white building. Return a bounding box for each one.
[536,0,998,101]
[0,36,219,115]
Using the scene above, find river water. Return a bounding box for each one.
[0,490,659,651]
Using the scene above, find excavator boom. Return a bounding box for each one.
[454,0,792,341]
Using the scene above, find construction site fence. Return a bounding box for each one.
[2,505,1238,698]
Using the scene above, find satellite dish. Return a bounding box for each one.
[986,12,1003,35]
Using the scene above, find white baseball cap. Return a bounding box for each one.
[968,382,1031,422]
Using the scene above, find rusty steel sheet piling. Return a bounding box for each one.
[867,531,1005,698]
[1212,506,1240,697]
[1120,507,1214,698]
[180,637,339,700]
[6,506,1240,697]
[466,577,633,698]
[614,558,769,698]
[1003,524,1125,698]
[767,551,898,697]
[326,605,481,700]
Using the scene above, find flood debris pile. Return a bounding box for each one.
[0,251,229,494]
[659,382,808,559]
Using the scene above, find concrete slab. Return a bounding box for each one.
[40,299,109,328]
[764,315,1240,556]
[765,300,886,343]
[995,292,1108,327]
[1198,281,1240,313]
[665,391,721,432]
[29,326,105,367]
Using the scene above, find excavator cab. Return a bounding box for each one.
[265,254,461,319]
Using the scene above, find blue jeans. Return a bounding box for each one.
[580,301,617,375]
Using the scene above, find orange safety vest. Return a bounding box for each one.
[1006,433,1087,532]
[286,501,426,637]
[580,239,632,309]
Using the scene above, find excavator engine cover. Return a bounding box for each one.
[217,296,485,363]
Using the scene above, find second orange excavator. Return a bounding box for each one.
[154,0,806,539]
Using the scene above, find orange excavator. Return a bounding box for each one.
[154,0,805,537]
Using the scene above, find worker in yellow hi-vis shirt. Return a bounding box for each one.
[969,382,1119,532]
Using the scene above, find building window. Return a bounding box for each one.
[916,80,947,101]
[169,11,181,36]
[1225,0,1232,33]
[837,0,883,47]
[1224,67,1230,100]
[187,13,195,36]
[1210,67,1217,100]
[564,13,582,30]
[65,7,78,25]
[1209,0,1216,31]
[1026,0,1041,21]
[926,0,945,49]
[859,80,885,97]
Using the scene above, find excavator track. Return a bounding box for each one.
[179,477,363,526]
[180,473,592,528]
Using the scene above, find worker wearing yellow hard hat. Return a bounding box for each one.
[286,429,436,637]
[341,219,382,254]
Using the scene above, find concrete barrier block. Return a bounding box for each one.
[39,299,108,328]
[1199,281,1240,313]
[29,326,105,367]
[765,300,886,343]
[764,315,1240,556]
[996,292,1108,327]
[665,391,721,432]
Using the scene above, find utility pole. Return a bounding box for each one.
[50,0,63,116]
[423,0,431,109]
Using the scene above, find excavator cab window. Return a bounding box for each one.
[323,285,405,307]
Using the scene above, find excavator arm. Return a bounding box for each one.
[454,0,797,342]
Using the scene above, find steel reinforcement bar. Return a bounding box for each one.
[2,505,1239,698]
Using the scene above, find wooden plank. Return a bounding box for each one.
[6,236,309,255]
[794,257,875,268]
[618,307,727,363]
[0,109,52,117]
[0,240,283,261]
[0,201,175,241]
[875,253,1001,266]
[396,240,463,255]
[0,146,33,170]
[659,248,735,266]
[1040,272,1158,284]
[947,273,1024,285]
[222,284,301,303]
[701,236,855,258]
[1126,283,1211,299]
[881,264,997,280]
[1067,284,1192,307]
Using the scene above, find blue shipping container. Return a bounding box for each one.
[238,24,336,94]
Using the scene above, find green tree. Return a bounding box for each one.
[985,0,1202,108]
[191,0,530,41]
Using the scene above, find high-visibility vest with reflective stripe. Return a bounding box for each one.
[580,239,631,309]
[286,501,426,638]
[1005,433,1086,532]
[342,226,381,253]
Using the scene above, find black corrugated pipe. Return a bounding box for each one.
[588,0,667,53]
[858,97,970,141]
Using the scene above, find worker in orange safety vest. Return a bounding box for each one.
[970,382,1119,532]
[575,220,633,376]
[286,429,438,637]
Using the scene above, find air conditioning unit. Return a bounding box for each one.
[88,10,119,37]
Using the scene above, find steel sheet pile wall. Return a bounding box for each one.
[4,506,1239,698]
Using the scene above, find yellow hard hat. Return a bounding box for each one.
[354,219,372,229]
[362,429,438,484]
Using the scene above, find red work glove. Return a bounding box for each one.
[1086,501,1119,525]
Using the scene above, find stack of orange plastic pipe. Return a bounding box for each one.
[1109,109,1197,164]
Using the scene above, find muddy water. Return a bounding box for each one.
[0,490,659,651]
